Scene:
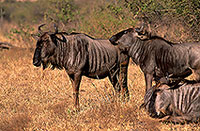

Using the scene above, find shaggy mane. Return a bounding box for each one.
[142,35,176,46]
[70,32,101,40]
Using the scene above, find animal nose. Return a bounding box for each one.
[33,59,41,67]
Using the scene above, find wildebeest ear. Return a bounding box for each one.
[135,32,148,40]
[50,35,58,46]
[31,34,40,40]
[157,84,170,91]
[109,35,117,44]
[135,25,144,33]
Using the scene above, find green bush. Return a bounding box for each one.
[123,0,200,26]
[0,1,47,24]
[44,0,77,24]
[78,1,136,38]
[1,0,200,45]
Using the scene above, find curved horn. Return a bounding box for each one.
[54,23,58,33]
[135,25,144,33]
[60,34,66,42]
[55,34,67,43]
[38,24,46,34]
[139,25,144,32]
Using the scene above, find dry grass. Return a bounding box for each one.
[0,47,199,131]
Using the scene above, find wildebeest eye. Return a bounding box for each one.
[135,28,140,32]
[138,32,144,35]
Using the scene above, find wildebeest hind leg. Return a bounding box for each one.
[108,74,121,98]
[69,72,82,111]
[144,73,153,94]
[170,68,192,83]
[171,68,192,79]
[160,115,193,124]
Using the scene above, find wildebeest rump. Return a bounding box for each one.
[109,27,200,93]
[33,25,130,110]
[142,83,200,124]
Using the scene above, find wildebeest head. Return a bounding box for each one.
[141,86,157,117]
[109,26,148,52]
[33,24,66,70]
[141,85,172,117]
[142,84,172,118]
[154,85,172,117]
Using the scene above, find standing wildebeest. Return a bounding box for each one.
[33,24,130,110]
[142,83,200,124]
[109,27,200,94]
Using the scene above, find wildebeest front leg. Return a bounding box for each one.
[119,65,129,102]
[69,72,82,110]
[108,72,121,96]
[144,73,153,94]
[108,68,129,101]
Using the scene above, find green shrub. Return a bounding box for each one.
[44,0,77,24]
[78,1,136,38]
[1,0,200,45]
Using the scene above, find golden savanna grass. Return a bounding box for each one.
[0,0,200,129]
[0,45,200,131]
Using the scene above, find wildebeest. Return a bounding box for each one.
[33,24,130,110]
[142,83,200,124]
[109,26,200,94]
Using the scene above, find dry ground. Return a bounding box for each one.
[0,47,199,131]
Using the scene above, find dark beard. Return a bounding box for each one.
[42,61,49,70]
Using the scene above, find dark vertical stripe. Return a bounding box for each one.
[101,46,107,64]
[173,89,178,111]
[95,42,102,71]
[93,43,98,72]
[180,87,184,112]
[104,45,110,65]
[64,36,70,67]
[129,39,145,65]
[190,86,197,101]
[192,86,200,101]
[184,86,190,113]
[161,48,166,72]
[90,44,97,72]
[139,43,146,63]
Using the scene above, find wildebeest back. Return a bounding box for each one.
[153,40,190,76]
[63,34,119,78]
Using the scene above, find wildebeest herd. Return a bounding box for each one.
[33,24,200,124]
